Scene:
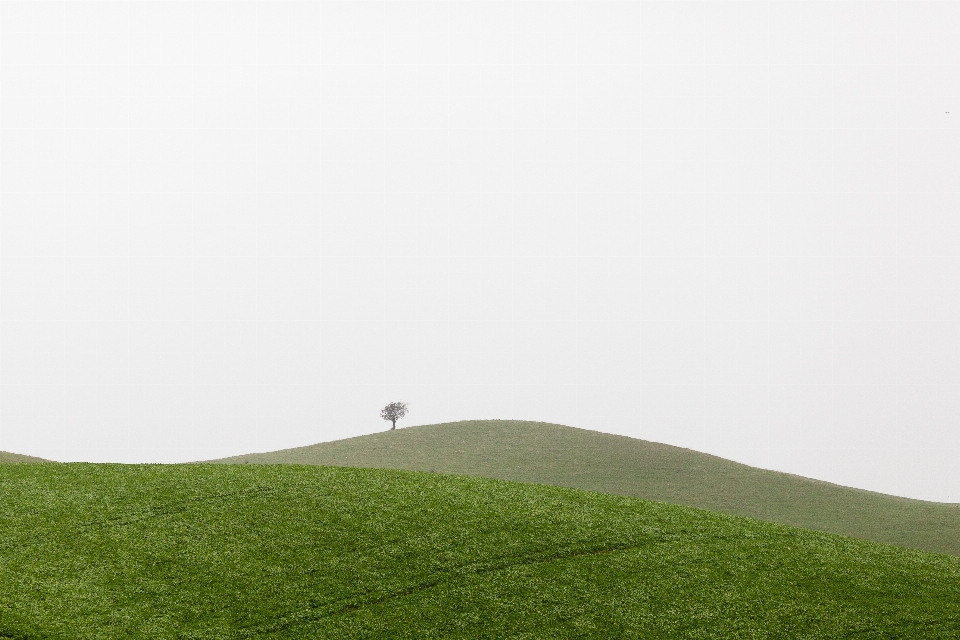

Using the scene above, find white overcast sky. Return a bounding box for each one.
[1,1,958,502]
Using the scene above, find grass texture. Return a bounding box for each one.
[203,420,960,557]
[1,462,959,638]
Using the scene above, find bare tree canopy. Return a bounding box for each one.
[381,401,409,431]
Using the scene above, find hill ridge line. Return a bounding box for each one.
[198,419,960,556]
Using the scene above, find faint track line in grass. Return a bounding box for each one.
[0,485,280,556]
[233,537,660,638]
[70,485,281,531]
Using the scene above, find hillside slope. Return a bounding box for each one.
[203,419,960,557]
[1,463,959,638]
[0,450,49,463]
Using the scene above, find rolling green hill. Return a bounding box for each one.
[1,462,959,638]
[0,450,49,464]
[203,419,960,557]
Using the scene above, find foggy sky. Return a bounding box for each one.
[1,1,959,502]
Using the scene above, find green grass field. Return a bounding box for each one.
[202,420,960,557]
[1,462,959,638]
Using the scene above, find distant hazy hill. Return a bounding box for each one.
[201,419,960,557]
[0,450,49,464]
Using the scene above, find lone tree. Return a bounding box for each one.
[380,401,409,431]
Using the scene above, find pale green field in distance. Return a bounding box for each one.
[201,419,960,557]
[0,450,50,464]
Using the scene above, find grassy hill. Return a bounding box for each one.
[0,450,49,464]
[202,419,960,557]
[1,462,959,638]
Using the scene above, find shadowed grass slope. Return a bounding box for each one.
[1,463,959,638]
[203,420,960,557]
[0,450,49,464]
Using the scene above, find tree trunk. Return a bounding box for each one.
[391,420,396,430]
